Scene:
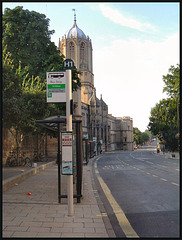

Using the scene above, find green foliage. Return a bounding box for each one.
[2,6,81,90]
[2,6,62,80]
[3,47,62,147]
[148,98,178,151]
[148,64,180,152]
[141,132,150,143]
[162,64,180,98]
[2,46,23,131]
[133,127,142,144]
[133,128,150,145]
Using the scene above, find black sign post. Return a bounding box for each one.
[58,123,61,203]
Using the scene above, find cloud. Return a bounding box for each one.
[99,4,157,33]
[93,33,179,131]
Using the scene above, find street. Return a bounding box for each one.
[93,143,179,238]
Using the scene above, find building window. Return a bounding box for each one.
[80,42,85,61]
[69,42,75,60]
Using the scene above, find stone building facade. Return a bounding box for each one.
[108,115,133,151]
[58,15,133,153]
[58,15,110,151]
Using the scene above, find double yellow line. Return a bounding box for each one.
[94,158,139,238]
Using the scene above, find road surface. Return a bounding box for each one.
[93,144,179,237]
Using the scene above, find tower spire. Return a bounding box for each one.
[72,9,76,24]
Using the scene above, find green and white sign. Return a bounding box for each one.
[46,71,66,102]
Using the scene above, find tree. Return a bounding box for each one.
[2,6,64,81]
[133,128,150,146]
[133,128,142,145]
[141,132,150,143]
[162,64,180,140]
[2,47,64,162]
[148,64,180,152]
[148,98,178,151]
[3,6,81,90]
[2,46,23,131]
[162,64,180,98]
[3,49,30,162]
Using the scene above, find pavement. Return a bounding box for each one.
[2,156,116,238]
[154,151,180,160]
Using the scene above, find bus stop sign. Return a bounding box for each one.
[46,71,66,103]
[63,59,74,69]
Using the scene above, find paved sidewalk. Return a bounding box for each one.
[2,158,116,238]
[3,160,56,192]
[154,151,180,160]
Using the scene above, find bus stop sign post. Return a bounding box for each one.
[65,69,74,217]
[46,59,74,217]
[64,59,75,217]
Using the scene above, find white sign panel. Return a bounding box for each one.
[47,71,66,102]
[61,132,73,175]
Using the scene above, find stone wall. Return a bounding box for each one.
[2,128,58,165]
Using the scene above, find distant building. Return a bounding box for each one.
[108,115,133,151]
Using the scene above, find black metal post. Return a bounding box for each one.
[76,122,83,203]
[86,139,88,164]
[90,142,91,159]
[58,123,61,203]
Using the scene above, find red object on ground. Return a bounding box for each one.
[27,192,31,195]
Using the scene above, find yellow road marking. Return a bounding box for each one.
[96,213,108,217]
[94,162,97,169]
[152,175,158,178]
[95,160,139,238]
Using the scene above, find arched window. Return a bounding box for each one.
[80,42,85,61]
[69,42,75,60]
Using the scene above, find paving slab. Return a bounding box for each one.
[2,157,116,238]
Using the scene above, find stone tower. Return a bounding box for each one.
[58,12,96,122]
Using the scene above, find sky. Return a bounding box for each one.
[2,2,180,132]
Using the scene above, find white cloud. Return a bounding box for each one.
[99,4,157,33]
[93,33,179,132]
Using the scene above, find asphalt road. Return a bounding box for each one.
[94,144,179,238]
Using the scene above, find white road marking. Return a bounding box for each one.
[160,178,167,182]
[171,182,179,186]
[146,161,153,164]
